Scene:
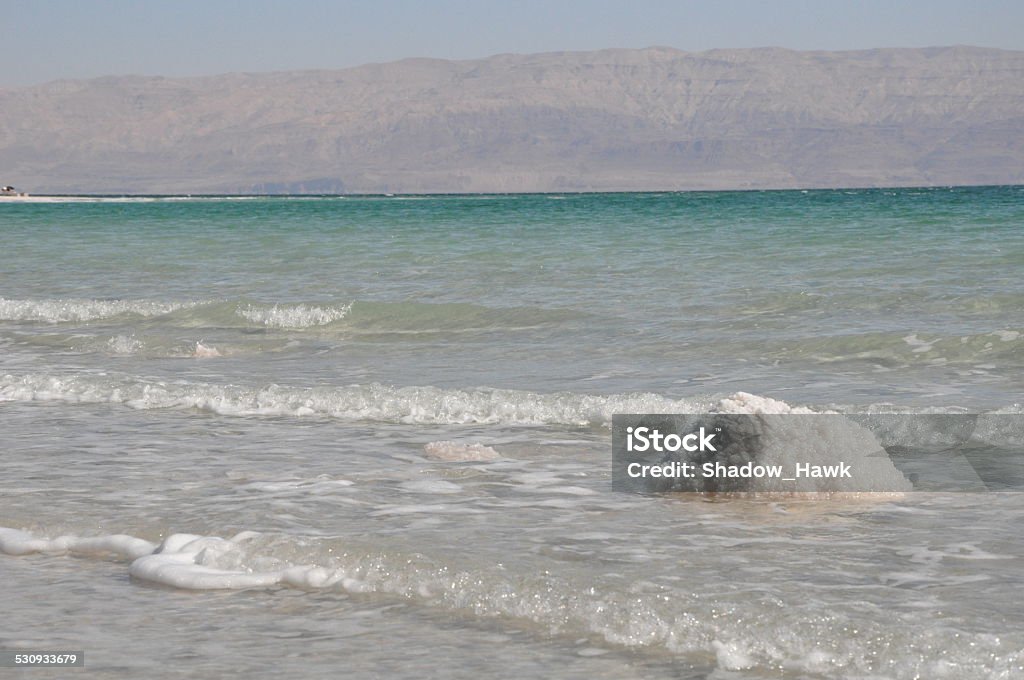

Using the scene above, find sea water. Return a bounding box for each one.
[1,188,1023,678]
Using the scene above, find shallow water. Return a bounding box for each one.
[2,188,1023,678]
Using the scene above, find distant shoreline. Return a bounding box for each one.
[5,48,1022,194]
[2,183,1022,201]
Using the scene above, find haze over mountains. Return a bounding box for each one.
[2,46,1022,194]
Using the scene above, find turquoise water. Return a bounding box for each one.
[2,188,1023,678]
[3,187,1023,404]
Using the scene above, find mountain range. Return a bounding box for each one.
[2,45,1022,193]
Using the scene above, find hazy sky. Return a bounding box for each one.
[2,0,1021,87]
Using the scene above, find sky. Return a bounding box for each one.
[1,0,1022,87]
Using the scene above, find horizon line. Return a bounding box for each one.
[6,183,1023,200]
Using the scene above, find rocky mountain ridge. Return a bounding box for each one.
[2,46,1022,193]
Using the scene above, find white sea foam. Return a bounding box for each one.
[423,441,501,461]
[0,375,844,427]
[902,333,936,353]
[712,639,755,671]
[0,297,198,323]
[0,372,712,426]
[1,525,1017,678]
[107,334,143,354]
[238,303,352,328]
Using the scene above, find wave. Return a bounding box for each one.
[0,297,201,323]
[0,526,1016,678]
[0,372,709,426]
[237,302,352,328]
[750,328,1024,368]
[0,297,576,334]
[6,371,1014,426]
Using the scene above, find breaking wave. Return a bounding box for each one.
[0,371,708,426]
[0,526,1017,678]
[0,297,201,323]
[237,303,352,328]
[0,297,575,334]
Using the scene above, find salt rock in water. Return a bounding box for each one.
[423,441,500,462]
[715,391,822,415]
[194,341,221,358]
[690,392,910,498]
